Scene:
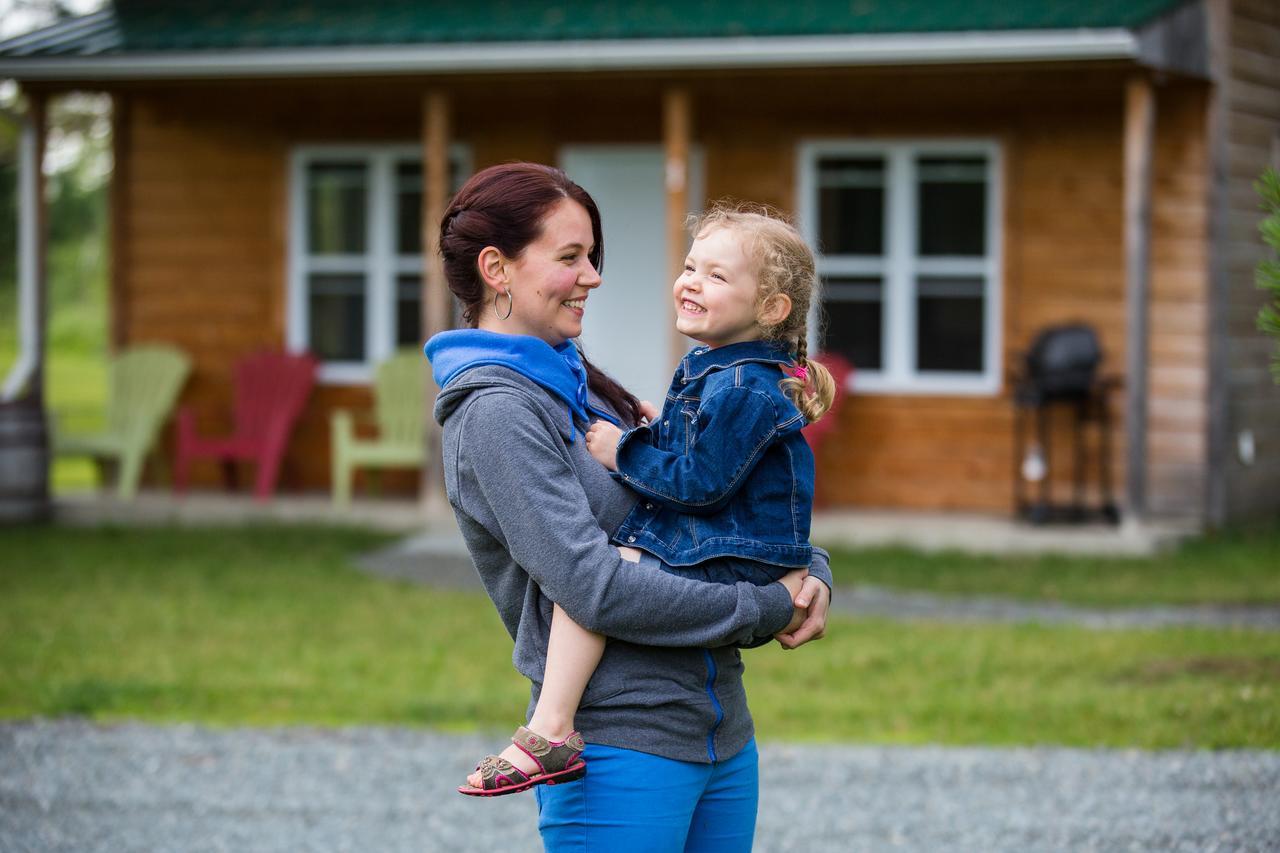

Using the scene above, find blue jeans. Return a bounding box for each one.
[535,738,760,852]
[659,556,789,586]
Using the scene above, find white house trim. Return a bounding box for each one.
[797,138,1004,396]
[287,143,468,385]
[2,111,40,402]
[0,30,1140,80]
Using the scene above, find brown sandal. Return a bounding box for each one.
[457,726,587,797]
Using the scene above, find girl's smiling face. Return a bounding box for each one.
[673,225,763,348]
[504,199,601,346]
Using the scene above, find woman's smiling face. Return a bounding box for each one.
[503,198,601,347]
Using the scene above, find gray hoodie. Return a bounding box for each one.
[435,365,832,764]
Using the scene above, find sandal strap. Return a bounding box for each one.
[476,754,531,791]
[511,726,586,775]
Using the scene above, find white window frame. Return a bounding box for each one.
[797,139,1003,395]
[288,143,470,384]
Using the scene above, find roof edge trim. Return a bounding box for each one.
[0,29,1140,81]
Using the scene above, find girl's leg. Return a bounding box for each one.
[530,602,606,735]
[467,603,605,787]
[536,743,710,852]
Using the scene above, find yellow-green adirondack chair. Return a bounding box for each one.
[54,345,191,499]
[331,350,431,506]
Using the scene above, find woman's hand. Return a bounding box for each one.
[774,574,829,650]
[638,400,660,424]
[585,421,623,470]
[775,568,809,637]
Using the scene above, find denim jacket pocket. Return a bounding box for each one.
[681,404,698,454]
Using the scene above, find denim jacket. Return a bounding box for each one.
[611,340,815,568]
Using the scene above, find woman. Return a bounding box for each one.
[425,163,831,851]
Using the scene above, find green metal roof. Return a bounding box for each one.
[3,0,1194,56]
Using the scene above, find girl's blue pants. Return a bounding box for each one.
[534,738,759,852]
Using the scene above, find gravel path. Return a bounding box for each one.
[3,720,1277,852]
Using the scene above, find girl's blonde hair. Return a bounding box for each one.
[688,202,835,424]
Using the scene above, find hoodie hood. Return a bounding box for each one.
[426,330,620,442]
[435,365,621,443]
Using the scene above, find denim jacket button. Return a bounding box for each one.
[627,535,636,542]
[645,503,654,510]
[663,420,669,427]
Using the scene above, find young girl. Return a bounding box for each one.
[459,204,835,796]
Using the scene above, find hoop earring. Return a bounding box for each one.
[494,288,513,320]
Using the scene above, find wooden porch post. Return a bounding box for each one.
[664,88,692,369]
[0,90,51,523]
[1123,74,1155,519]
[2,90,47,405]
[420,91,451,510]
[109,93,131,353]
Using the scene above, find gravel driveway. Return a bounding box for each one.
[2,720,1276,852]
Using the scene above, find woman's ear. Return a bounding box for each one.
[759,293,793,328]
[477,246,509,293]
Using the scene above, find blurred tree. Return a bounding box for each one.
[1258,169,1280,383]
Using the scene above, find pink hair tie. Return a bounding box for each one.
[793,365,809,381]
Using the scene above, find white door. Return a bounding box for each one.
[560,146,702,405]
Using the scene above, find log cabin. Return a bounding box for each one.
[1,0,1277,524]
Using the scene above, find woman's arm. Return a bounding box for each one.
[456,390,795,648]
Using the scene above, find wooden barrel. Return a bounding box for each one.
[0,398,51,523]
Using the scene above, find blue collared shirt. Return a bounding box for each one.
[610,340,815,568]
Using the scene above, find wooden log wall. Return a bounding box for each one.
[1148,84,1212,517]
[1213,0,1280,521]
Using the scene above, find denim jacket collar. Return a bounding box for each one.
[679,340,794,383]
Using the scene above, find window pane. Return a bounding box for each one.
[309,273,365,361]
[817,158,884,255]
[397,163,423,255]
[916,276,984,372]
[917,157,986,256]
[821,276,882,370]
[397,159,469,255]
[396,274,421,347]
[307,163,367,254]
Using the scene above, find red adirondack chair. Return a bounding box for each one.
[174,350,318,501]
[802,352,854,506]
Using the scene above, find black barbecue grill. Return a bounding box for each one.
[1012,324,1120,524]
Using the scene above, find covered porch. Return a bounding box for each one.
[1,1,1218,523]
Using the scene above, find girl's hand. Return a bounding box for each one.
[638,400,660,424]
[775,575,829,650]
[585,421,623,470]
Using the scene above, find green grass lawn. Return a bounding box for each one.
[828,526,1280,608]
[2,525,1277,749]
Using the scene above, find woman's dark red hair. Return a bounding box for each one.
[439,163,642,426]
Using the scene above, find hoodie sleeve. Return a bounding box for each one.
[454,390,795,648]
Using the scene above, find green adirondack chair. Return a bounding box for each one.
[331,350,431,506]
[54,344,191,499]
